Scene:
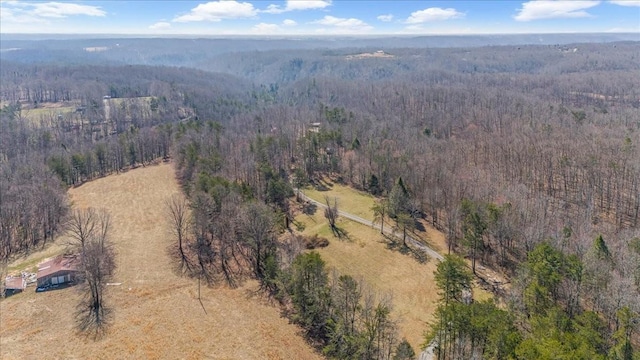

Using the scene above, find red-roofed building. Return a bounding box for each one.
[4,276,26,296]
[37,255,81,289]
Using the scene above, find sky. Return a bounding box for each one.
[0,0,639,35]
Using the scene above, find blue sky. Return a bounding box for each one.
[1,0,638,35]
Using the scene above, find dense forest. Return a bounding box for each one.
[1,38,639,358]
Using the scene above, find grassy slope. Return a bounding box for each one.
[302,180,448,253]
[18,105,77,127]
[296,209,439,351]
[1,163,321,360]
[297,179,493,350]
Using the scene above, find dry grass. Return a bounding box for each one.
[19,106,77,125]
[1,163,321,360]
[303,180,376,220]
[303,179,449,253]
[7,243,68,274]
[296,209,437,351]
[109,96,153,106]
[296,183,493,351]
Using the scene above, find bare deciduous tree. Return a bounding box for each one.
[68,208,115,336]
[241,201,277,283]
[324,196,340,237]
[165,194,192,273]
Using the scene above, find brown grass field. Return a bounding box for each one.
[295,209,439,351]
[297,179,493,351]
[1,163,321,360]
[18,104,78,126]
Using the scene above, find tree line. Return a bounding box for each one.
[1,41,638,355]
[0,62,254,263]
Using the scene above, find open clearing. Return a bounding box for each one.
[1,163,321,360]
[295,209,439,351]
[345,51,395,60]
[17,103,78,125]
[296,180,492,351]
[302,180,448,253]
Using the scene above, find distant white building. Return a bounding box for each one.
[308,122,321,133]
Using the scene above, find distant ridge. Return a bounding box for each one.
[1,32,638,47]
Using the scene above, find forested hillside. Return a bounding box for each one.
[1,38,639,359]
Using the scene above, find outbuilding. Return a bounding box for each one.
[4,276,26,296]
[36,255,81,289]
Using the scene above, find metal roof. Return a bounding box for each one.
[4,276,26,290]
[37,255,80,279]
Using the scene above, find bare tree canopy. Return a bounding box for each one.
[68,208,116,336]
[324,196,340,238]
[165,194,192,273]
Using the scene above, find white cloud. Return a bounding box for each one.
[30,2,106,18]
[282,19,297,26]
[377,14,393,22]
[149,21,171,30]
[174,1,257,22]
[0,1,105,23]
[312,15,373,33]
[262,0,331,14]
[514,1,600,21]
[313,15,364,27]
[406,7,464,23]
[0,7,32,23]
[262,4,284,14]
[252,22,281,33]
[286,0,331,10]
[609,0,640,6]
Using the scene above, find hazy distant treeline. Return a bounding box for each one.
[1,39,638,355]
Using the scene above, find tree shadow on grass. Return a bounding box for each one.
[383,235,429,264]
[330,226,351,242]
[408,229,438,254]
[166,243,194,277]
[311,178,333,192]
[301,201,317,215]
[75,301,112,341]
[198,297,208,315]
[414,219,426,232]
[243,283,288,310]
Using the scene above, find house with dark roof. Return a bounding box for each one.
[36,255,81,290]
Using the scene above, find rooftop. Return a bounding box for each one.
[4,276,26,290]
[37,255,81,279]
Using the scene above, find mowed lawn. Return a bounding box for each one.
[302,179,448,253]
[1,163,321,360]
[297,179,493,351]
[303,180,377,221]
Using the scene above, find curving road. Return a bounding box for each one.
[295,190,444,262]
[296,189,441,359]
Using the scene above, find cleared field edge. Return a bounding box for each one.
[293,182,495,350]
[1,163,322,360]
[301,180,447,253]
[294,205,438,351]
